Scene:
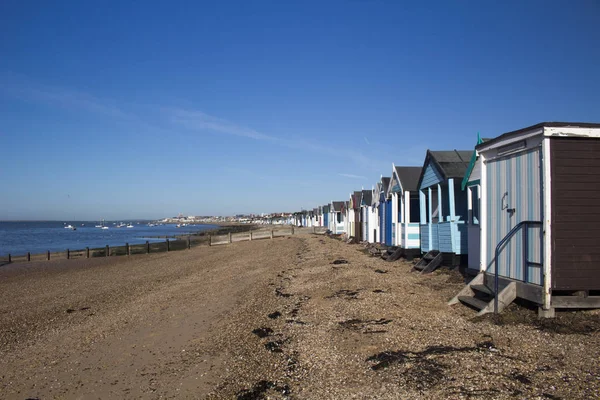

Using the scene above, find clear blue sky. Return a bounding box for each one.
[1,1,599,220]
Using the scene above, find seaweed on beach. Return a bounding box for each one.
[236,380,290,400]
[252,327,274,338]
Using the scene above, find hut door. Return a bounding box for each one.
[485,147,543,284]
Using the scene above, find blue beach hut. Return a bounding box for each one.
[417,150,473,265]
[378,177,390,244]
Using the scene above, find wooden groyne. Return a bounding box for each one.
[0,226,328,265]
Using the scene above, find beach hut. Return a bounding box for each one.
[378,177,391,244]
[330,201,346,234]
[461,135,487,274]
[388,164,423,257]
[351,191,363,242]
[360,190,373,242]
[417,150,473,265]
[371,185,380,243]
[322,204,330,229]
[451,122,600,317]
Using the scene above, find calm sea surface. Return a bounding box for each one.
[0,221,219,256]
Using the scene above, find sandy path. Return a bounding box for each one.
[0,236,300,399]
[1,233,599,399]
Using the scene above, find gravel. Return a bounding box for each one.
[1,233,598,399]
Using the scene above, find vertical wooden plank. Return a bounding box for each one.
[270,230,274,239]
[166,239,170,252]
[419,190,426,224]
[27,252,31,262]
[427,187,433,251]
[8,254,11,263]
[66,250,69,260]
[47,250,51,261]
[106,245,110,257]
[86,247,89,258]
[405,191,411,223]
[146,241,150,253]
[188,236,191,249]
[250,231,253,241]
[126,243,130,256]
[467,185,473,224]
[209,235,212,246]
[228,232,232,243]
[437,183,443,221]
[448,178,456,221]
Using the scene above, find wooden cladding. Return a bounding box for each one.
[551,137,600,290]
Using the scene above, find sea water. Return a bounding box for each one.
[0,221,219,256]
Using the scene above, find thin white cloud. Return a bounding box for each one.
[166,108,276,141]
[338,173,367,180]
[364,137,370,145]
[0,76,386,172]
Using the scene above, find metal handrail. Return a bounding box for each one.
[494,220,542,313]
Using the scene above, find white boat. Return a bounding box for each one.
[126,224,134,228]
[101,226,109,230]
[64,224,76,230]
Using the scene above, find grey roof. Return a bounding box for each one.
[429,150,473,179]
[394,166,422,192]
[476,122,600,150]
[381,177,391,193]
[361,190,372,205]
[332,201,345,212]
[352,191,362,209]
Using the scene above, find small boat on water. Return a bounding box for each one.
[101,226,109,230]
[64,224,76,230]
[126,224,134,228]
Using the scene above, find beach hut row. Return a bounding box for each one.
[294,122,600,317]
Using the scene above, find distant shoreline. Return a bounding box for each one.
[1,223,259,264]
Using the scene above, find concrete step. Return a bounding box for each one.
[458,296,489,311]
[470,284,494,296]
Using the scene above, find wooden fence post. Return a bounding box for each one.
[270,230,274,239]
[291,226,295,235]
[47,250,51,261]
[106,245,110,257]
[66,249,69,260]
[313,226,316,233]
[187,236,191,249]
[249,231,253,241]
[228,232,232,243]
[146,241,150,254]
[209,235,212,246]
[86,247,89,258]
[166,239,170,252]
[8,254,11,263]
[126,243,130,256]
[27,252,31,262]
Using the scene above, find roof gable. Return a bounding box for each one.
[462,134,486,190]
[392,165,422,194]
[418,150,473,189]
[361,190,372,206]
[332,201,345,212]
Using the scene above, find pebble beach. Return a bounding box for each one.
[1,230,599,399]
